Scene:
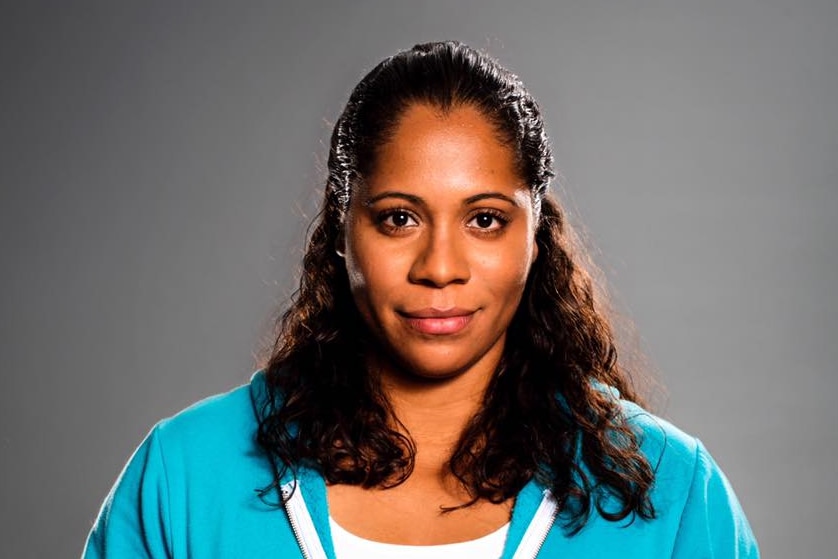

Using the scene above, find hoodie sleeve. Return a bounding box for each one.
[82,425,173,558]
[672,439,759,558]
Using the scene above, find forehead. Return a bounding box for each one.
[360,103,527,203]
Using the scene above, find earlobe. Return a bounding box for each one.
[335,229,346,259]
[530,239,539,266]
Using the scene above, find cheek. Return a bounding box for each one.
[344,234,402,311]
[476,249,532,308]
[484,238,535,281]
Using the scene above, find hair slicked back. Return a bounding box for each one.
[258,41,655,534]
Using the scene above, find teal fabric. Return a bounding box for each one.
[83,372,759,557]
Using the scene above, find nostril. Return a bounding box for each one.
[406,231,471,287]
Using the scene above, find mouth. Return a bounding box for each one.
[397,307,477,335]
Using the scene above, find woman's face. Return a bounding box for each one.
[343,103,538,382]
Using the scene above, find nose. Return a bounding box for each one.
[408,227,470,287]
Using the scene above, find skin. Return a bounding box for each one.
[327,103,539,545]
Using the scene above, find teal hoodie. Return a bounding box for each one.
[83,372,759,557]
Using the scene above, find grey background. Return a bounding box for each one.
[1,1,836,556]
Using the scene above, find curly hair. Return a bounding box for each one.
[257,41,655,533]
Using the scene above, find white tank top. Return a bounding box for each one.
[329,516,510,559]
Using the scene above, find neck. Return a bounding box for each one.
[373,353,501,474]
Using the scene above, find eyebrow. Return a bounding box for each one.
[364,191,523,207]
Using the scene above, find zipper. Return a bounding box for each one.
[281,481,329,559]
[510,489,559,559]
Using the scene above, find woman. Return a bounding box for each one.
[84,41,759,558]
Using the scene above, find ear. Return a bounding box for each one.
[530,236,539,266]
[335,227,346,259]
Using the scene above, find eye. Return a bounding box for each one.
[467,211,508,232]
[378,209,418,230]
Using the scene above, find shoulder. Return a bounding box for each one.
[83,371,279,557]
[614,396,759,556]
[613,395,711,514]
[591,383,700,492]
[619,399,699,486]
[153,370,266,443]
[131,371,277,511]
[539,392,759,555]
[143,370,272,471]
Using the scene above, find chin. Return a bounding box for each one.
[405,365,467,381]
[387,350,485,382]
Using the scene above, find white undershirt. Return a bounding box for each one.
[329,516,510,559]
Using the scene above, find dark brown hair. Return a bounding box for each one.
[257,41,654,533]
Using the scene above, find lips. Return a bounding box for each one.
[398,308,476,335]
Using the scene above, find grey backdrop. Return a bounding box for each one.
[2,1,836,556]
